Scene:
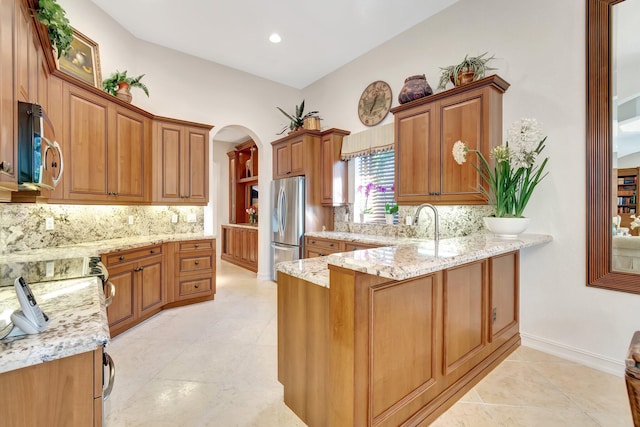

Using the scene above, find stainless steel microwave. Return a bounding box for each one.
[17,101,63,190]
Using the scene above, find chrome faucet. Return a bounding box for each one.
[413,203,439,245]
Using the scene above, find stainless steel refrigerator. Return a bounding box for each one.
[271,176,305,280]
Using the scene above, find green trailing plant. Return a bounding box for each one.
[437,52,496,90]
[102,70,150,97]
[36,0,73,58]
[276,100,319,135]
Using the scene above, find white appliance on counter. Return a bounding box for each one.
[271,176,305,280]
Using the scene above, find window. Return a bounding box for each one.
[355,150,395,223]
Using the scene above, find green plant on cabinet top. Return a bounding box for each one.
[102,70,150,97]
[36,0,73,58]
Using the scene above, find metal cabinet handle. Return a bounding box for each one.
[104,282,116,308]
[119,255,125,261]
[194,260,199,265]
[329,243,334,247]
[150,250,155,254]
[195,244,199,248]
[194,284,200,289]
[103,352,116,400]
[311,240,316,244]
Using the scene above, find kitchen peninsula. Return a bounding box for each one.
[276,232,551,426]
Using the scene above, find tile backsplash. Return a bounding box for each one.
[0,204,204,254]
[333,204,494,239]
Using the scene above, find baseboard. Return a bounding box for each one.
[521,332,626,377]
[257,271,273,282]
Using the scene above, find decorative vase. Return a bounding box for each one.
[249,213,257,225]
[115,82,132,103]
[398,74,433,104]
[385,214,394,225]
[483,217,531,238]
[359,213,365,223]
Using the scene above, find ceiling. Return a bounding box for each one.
[89,0,459,90]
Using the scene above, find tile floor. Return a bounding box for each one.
[104,261,633,426]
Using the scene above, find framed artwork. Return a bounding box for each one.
[57,28,102,88]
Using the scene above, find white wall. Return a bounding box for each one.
[304,0,639,375]
[58,0,303,279]
[58,0,640,374]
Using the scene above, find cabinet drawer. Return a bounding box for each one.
[179,255,213,273]
[179,240,213,252]
[105,245,162,266]
[305,237,343,251]
[179,277,212,297]
[344,242,379,251]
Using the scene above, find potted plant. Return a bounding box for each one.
[452,118,549,237]
[102,70,149,103]
[384,202,398,224]
[276,100,320,135]
[437,52,496,90]
[36,0,73,58]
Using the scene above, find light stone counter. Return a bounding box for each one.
[0,233,216,287]
[0,276,109,374]
[276,233,552,287]
[223,223,258,230]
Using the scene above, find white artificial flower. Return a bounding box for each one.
[507,118,544,169]
[452,140,467,165]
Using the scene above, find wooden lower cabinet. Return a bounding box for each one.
[0,347,104,426]
[278,251,520,427]
[165,238,216,307]
[221,225,258,272]
[104,244,164,337]
[305,236,381,258]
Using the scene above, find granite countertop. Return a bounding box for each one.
[223,223,258,230]
[276,233,552,287]
[0,276,109,375]
[0,232,216,263]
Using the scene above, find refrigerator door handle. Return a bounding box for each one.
[280,187,287,234]
[277,186,284,235]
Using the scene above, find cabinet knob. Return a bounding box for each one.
[311,240,316,244]
[194,260,200,265]
[286,171,291,175]
[329,243,334,247]
[0,161,13,174]
[150,250,155,254]
[194,284,200,289]
[119,255,125,261]
[195,244,199,248]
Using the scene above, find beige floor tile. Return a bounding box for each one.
[103,260,632,426]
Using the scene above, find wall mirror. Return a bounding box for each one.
[587,0,640,293]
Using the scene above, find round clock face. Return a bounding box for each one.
[358,80,392,126]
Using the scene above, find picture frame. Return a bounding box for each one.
[57,28,102,88]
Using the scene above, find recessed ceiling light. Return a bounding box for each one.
[269,33,282,44]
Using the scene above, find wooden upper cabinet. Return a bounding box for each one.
[63,83,151,203]
[321,129,349,206]
[0,0,17,191]
[152,118,211,205]
[392,75,509,205]
[272,132,315,179]
[15,0,30,103]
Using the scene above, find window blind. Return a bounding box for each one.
[355,150,396,223]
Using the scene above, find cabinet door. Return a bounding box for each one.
[15,0,30,103]
[155,121,182,201]
[437,90,485,203]
[139,255,164,316]
[0,0,16,189]
[110,106,149,202]
[106,264,136,330]
[64,84,110,201]
[247,228,258,264]
[395,102,437,203]
[274,141,292,178]
[489,252,518,341]
[321,134,347,206]
[442,260,488,386]
[183,127,208,203]
[290,138,305,176]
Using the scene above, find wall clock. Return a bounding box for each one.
[358,80,392,126]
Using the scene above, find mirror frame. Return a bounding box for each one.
[586,0,640,293]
